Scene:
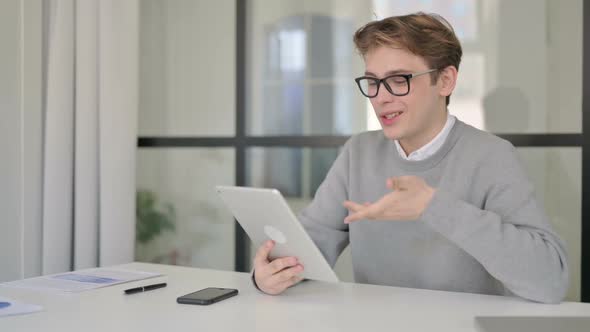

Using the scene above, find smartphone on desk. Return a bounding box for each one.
[177,287,238,305]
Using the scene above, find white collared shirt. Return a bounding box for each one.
[395,114,456,161]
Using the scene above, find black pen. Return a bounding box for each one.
[124,282,167,295]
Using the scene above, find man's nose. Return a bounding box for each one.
[374,82,395,103]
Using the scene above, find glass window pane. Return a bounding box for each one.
[247,0,582,135]
[135,148,235,271]
[517,148,581,301]
[246,147,340,200]
[246,0,369,136]
[138,0,235,136]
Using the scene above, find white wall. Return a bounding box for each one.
[0,0,23,282]
[21,0,43,280]
[0,0,43,282]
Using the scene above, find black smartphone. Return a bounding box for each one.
[176,287,238,305]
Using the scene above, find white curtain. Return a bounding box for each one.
[42,0,139,274]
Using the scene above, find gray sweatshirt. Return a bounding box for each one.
[299,119,569,303]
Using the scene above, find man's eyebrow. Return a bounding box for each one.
[364,69,410,76]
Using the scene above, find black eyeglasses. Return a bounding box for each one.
[354,69,438,98]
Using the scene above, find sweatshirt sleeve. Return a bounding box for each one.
[298,139,352,267]
[421,142,569,303]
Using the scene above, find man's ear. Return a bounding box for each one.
[438,66,458,98]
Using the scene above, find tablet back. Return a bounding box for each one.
[215,186,339,282]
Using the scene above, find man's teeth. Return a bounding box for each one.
[385,112,402,119]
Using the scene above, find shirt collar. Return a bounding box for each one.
[395,114,456,161]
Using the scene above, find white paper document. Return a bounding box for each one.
[0,297,43,317]
[0,268,163,292]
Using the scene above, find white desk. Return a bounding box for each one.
[1,262,589,332]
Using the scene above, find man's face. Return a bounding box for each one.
[364,46,447,145]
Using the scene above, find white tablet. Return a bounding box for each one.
[215,186,339,283]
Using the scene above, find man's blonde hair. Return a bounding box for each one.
[353,12,462,105]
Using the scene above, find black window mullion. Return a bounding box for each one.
[581,0,590,303]
[235,0,249,272]
[138,134,582,148]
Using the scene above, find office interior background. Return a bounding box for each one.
[1,0,587,302]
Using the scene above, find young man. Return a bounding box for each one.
[253,13,569,303]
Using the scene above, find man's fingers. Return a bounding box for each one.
[343,200,365,212]
[344,211,365,223]
[344,205,372,224]
[386,177,395,190]
[389,176,420,191]
[272,273,305,293]
[268,256,299,275]
[388,177,404,191]
[276,275,305,291]
[343,200,372,223]
[265,264,304,294]
[344,203,380,223]
[269,264,304,284]
[253,240,274,269]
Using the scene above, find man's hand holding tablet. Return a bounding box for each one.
[253,240,305,295]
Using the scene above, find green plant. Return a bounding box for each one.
[136,190,176,244]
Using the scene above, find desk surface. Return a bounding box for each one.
[1,262,589,332]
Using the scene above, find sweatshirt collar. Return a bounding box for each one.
[395,114,456,161]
